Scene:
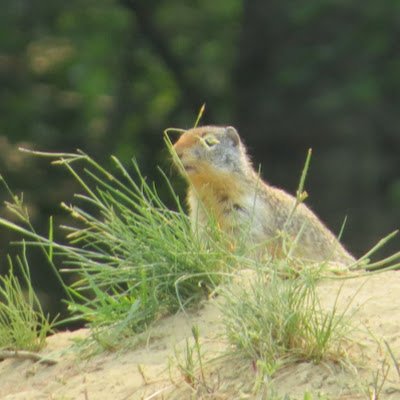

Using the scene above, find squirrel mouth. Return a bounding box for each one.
[182,164,197,173]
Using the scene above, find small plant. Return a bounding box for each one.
[0,244,56,352]
[221,264,352,375]
[366,359,390,400]
[171,324,219,397]
[361,341,400,400]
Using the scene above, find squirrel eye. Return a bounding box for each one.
[203,135,220,147]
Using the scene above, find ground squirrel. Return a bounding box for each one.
[173,125,355,265]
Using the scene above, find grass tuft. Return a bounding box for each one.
[0,243,56,352]
[0,150,235,348]
[220,263,353,377]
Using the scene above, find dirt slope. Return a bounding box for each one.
[1,271,400,400]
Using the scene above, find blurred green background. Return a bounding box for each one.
[1,0,399,321]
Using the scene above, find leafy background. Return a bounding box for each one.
[1,0,399,322]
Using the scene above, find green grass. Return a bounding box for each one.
[0,243,56,352]
[0,149,236,349]
[220,263,354,377]
[174,325,210,392]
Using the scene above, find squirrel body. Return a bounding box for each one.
[173,125,355,265]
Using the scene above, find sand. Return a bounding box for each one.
[1,271,400,399]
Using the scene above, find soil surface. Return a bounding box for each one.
[1,271,400,399]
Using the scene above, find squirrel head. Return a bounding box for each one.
[173,126,251,184]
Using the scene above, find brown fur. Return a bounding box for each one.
[173,125,355,265]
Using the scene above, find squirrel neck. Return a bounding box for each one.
[187,164,263,217]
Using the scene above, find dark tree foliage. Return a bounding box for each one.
[0,0,399,319]
[234,0,400,255]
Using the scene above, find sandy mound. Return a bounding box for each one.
[1,271,400,399]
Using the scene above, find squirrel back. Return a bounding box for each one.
[173,125,355,265]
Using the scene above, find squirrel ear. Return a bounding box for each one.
[225,126,240,147]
